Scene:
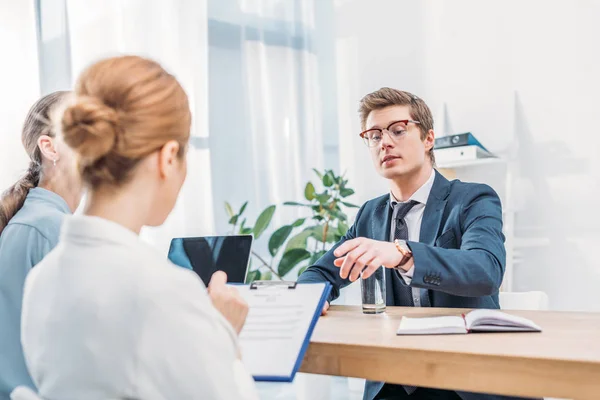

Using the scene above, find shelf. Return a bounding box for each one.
[436,157,506,169]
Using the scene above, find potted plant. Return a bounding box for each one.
[225,169,359,282]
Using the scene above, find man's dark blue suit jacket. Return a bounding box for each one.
[298,170,531,400]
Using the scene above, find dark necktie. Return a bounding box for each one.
[392,200,420,396]
[393,200,419,307]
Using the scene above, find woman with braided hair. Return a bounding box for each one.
[0,91,83,399]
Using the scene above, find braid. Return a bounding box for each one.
[0,163,41,235]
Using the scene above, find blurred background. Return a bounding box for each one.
[2,0,599,313]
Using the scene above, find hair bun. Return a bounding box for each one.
[61,95,119,165]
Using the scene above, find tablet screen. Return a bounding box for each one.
[168,235,253,286]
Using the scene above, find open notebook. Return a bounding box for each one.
[397,309,542,335]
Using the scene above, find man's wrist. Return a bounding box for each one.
[394,239,413,271]
[397,257,415,272]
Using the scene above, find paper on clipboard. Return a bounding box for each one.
[234,281,330,381]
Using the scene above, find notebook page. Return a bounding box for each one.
[235,283,327,378]
[465,309,542,332]
[397,315,466,335]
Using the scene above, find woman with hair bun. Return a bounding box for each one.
[0,91,83,399]
[16,56,258,400]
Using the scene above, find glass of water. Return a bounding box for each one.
[360,266,386,314]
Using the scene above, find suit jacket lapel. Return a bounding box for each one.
[372,197,394,305]
[372,197,392,242]
[419,170,451,245]
[419,171,451,306]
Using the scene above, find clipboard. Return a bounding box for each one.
[234,280,331,382]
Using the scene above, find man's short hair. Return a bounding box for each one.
[358,87,435,165]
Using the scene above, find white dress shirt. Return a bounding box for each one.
[19,215,258,400]
[390,168,436,291]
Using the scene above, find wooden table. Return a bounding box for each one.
[299,306,600,399]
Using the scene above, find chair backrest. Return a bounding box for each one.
[499,291,549,311]
[10,386,43,400]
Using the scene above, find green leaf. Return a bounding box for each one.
[309,227,325,242]
[322,173,334,187]
[240,227,253,235]
[225,202,235,218]
[253,205,276,239]
[315,193,331,203]
[327,170,336,185]
[284,228,313,252]
[327,208,347,222]
[297,266,308,277]
[228,215,238,225]
[339,188,355,198]
[261,271,273,281]
[304,182,316,201]
[292,218,306,228]
[239,201,248,216]
[337,221,349,236]
[334,173,343,186]
[245,269,261,284]
[268,225,294,256]
[309,250,327,265]
[308,225,337,243]
[342,201,360,208]
[313,215,324,222]
[284,201,312,207]
[278,249,311,277]
[312,168,324,180]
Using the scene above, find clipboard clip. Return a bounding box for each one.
[250,280,297,290]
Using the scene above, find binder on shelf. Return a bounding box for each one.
[434,145,495,165]
[234,280,331,382]
[435,132,488,151]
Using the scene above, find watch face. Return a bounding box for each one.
[400,241,411,254]
[395,240,410,255]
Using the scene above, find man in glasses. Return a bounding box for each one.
[298,88,528,400]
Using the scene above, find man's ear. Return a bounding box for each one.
[158,140,181,179]
[424,129,435,152]
[37,135,59,163]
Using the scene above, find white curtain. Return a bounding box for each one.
[65,0,213,253]
[207,0,325,250]
[0,1,40,191]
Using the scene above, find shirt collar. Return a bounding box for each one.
[389,168,436,207]
[61,215,141,248]
[27,187,71,214]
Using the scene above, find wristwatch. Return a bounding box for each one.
[394,239,413,269]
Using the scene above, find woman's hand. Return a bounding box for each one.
[208,271,249,334]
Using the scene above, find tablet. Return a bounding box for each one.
[168,235,253,286]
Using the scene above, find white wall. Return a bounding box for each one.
[0,1,40,190]
[333,0,600,311]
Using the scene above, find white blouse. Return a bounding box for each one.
[19,215,258,400]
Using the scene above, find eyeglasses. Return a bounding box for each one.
[359,120,421,148]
